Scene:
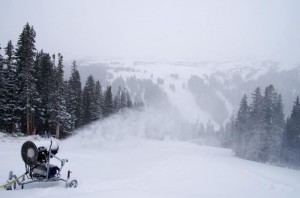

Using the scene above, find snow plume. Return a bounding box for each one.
[67,107,197,148]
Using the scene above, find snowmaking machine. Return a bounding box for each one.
[2,140,78,190]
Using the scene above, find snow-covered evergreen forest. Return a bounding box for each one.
[219,85,300,168]
[0,23,135,138]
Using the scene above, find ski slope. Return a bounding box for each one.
[1,132,300,198]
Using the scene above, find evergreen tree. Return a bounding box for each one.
[50,53,70,138]
[263,85,276,161]
[103,86,114,117]
[268,93,285,163]
[15,23,39,134]
[233,95,250,157]
[35,52,54,134]
[0,45,4,131]
[120,89,127,109]
[66,61,82,130]
[225,85,286,164]
[82,75,97,125]
[220,112,234,148]
[126,90,133,108]
[284,96,300,166]
[0,45,3,67]
[95,80,103,120]
[247,87,265,161]
[2,41,18,133]
[113,86,122,112]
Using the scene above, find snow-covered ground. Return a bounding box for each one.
[1,127,300,197]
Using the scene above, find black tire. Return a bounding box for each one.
[67,180,78,188]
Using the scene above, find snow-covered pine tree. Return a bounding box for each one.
[15,23,39,134]
[126,90,133,108]
[34,52,55,134]
[66,61,82,130]
[268,92,285,163]
[113,86,122,112]
[103,86,114,117]
[120,89,127,109]
[0,45,3,66]
[82,75,97,125]
[262,85,276,162]
[95,80,103,120]
[284,96,300,167]
[233,95,250,158]
[50,53,71,138]
[0,45,4,131]
[2,41,18,133]
[247,87,265,161]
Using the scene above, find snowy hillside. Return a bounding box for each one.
[65,58,300,127]
[1,123,300,197]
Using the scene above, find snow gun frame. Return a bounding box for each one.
[3,140,78,190]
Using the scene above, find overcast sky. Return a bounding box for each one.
[1,0,300,62]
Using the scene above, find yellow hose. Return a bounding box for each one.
[0,173,26,189]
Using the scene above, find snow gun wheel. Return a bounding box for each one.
[66,180,78,188]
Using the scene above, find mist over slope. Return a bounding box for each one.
[68,107,198,145]
[65,59,300,127]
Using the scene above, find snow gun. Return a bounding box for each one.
[1,140,78,190]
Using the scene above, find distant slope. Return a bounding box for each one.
[65,59,300,127]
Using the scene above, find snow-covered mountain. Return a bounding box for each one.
[66,58,300,128]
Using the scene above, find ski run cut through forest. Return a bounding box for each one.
[1,17,300,198]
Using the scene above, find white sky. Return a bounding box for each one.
[1,0,300,62]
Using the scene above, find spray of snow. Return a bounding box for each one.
[67,107,196,149]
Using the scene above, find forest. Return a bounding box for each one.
[0,23,134,138]
[219,85,300,168]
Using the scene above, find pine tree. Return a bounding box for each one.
[82,75,97,125]
[268,93,285,163]
[220,112,234,148]
[257,85,273,162]
[233,95,250,157]
[284,96,300,166]
[247,87,265,161]
[66,61,82,130]
[120,89,127,109]
[0,45,5,131]
[50,53,71,138]
[103,86,114,117]
[2,41,18,133]
[126,90,133,108]
[34,52,54,134]
[0,45,3,67]
[15,23,39,134]
[113,86,122,112]
[95,80,103,120]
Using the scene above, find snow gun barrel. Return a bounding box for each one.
[21,140,59,166]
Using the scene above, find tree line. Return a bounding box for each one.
[0,23,133,138]
[219,84,300,168]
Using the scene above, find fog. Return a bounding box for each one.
[1,0,300,62]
